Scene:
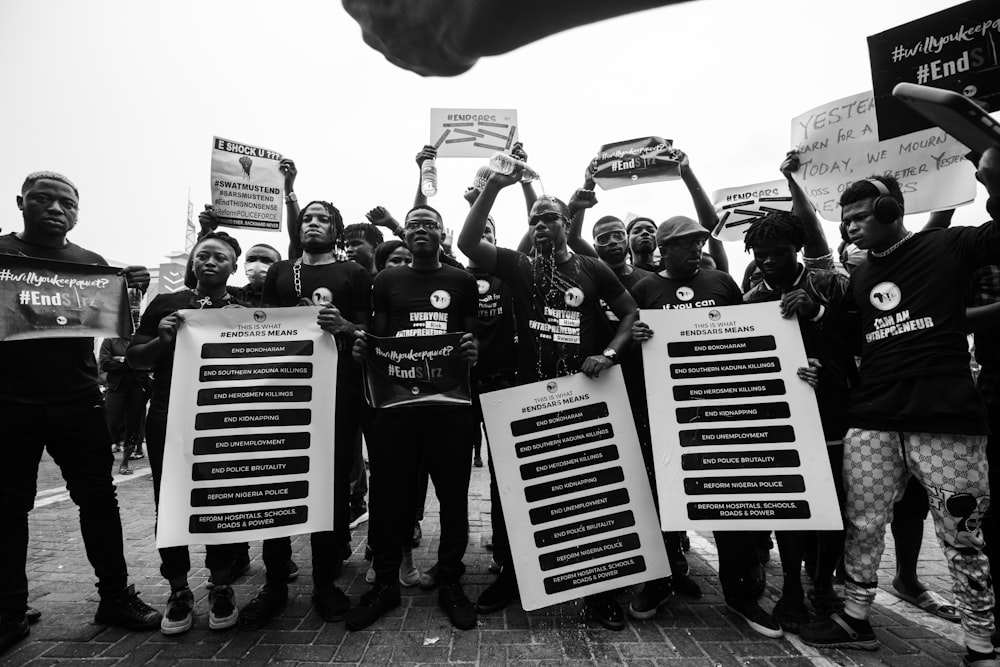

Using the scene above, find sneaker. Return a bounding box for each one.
[964,656,1000,667]
[287,559,299,582]
[400,552,421,587]
[477,567,518,614]
[439,582,477,630]
[349,510,370,530]
[0,615,29,656]
[808,587,845,617]
[95,584,162,631]
[238,584,288,630]
[312,584,350,622]
[130,450,145,460]
[584,592,626,631]
[346,582,401,631]
[159,588,194,635]
[25,607,41,625]
[725,598,783,639]
[773,596,810,635]
[365,565,376,584]
[629,578,672,620]
[670,573,702,598]
[208,553,251,589]
[799,612,877,650]
[474,456,483,467]
[412,522,422,548]
[208,585,238,630]
[111,443,123,453]
[418,564,439,591]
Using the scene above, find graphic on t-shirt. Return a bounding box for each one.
[430,289,451,309]
[477,279,490,295]
[565,287,585,307]
[869,282,901,311]
[676,286,694,302]
[311,288,333,307]
[404,311,449,336]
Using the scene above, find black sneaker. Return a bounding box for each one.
[800,612,877,650]
[725,598,783,638]
[476,568,518,614]
[474,456,483,467]
[287,559,299,582]
[773,596,810,635]
[808,587,845,617]
[584,592,626,631]
[209,584,238,631]
[95,584,162,631]
[670,573,702,598]
[439,582,477,630]
[0,615,29,656]
[629,578,672,620]
[25,607,40,624]
[238,584,288,630]
[312,584,350,622]
[159,588,194,635]
[345,582,401,631]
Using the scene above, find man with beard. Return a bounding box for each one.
[237,200,372,630]
[458,168,638,630]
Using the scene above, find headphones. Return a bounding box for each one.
[865,179,903,224]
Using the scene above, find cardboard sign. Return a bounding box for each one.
[868,1,1000,140]
[362,332,471,408]
[0,255,130,341]
[429,108,519,158]
[480,367,670,611]
[156,307,337,548]
[790,91,976,221]
[210,136,284,231]
[641,304,843,531]
[592,137,681,191]
[711,180,793,242]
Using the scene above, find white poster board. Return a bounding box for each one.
[789,92,975,221]
[480,367,670,611]
[641,303,843,531]
[429,108,519,157]
[711,180,793,242]
[156,307,338,548]
[210,136,284,231]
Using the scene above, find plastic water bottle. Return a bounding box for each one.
[420,157,438,197]
[489,152,540,183]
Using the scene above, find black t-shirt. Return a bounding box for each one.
[492,248,624,382]
[373,264,478,337]
[631,268,743,310]
[844,224,1000,433]
[0,233,108,405]
[469,268,516,383]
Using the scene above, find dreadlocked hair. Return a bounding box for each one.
[743,210,805,253]
[343,223,384,248]
[292,200,344,249]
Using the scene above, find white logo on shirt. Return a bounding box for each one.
[430,290,451,309]
[564,287,584,307]
[869,282,901,311]
[312,288,333,306]
[676,286,694,302]
[477,279,490,295]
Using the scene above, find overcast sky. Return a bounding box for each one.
[0,0,989,278]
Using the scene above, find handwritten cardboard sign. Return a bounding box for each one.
[429,108,519,158]
[711,180,793,242]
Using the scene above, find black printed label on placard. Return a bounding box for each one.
[678,425,795,448]
[197,385,312,406]
[681,449,800,471]
[201,340,314,359]
[684,475,804,495]
[195,409,311,431]
[538,533,641,571]
[529,488,631,525]
[687,500,811,520]
[543,556,646,594]
[189,505,309,533]
[511,403,609,437]
[534,510,635,548]
[199,362,313,382]
[190,481,309,507]
[673,379,785,401]
[520,445,619,481]
[191,456,309,481]
[516,423,614,459]
[193,432,311,456]
[670,356,781,379]
[524,466,625,503]
[675,402,790,424]
[667,336,776,358]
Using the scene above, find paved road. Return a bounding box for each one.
[2,451,968,665]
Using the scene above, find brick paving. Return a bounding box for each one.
[1,451,969,665]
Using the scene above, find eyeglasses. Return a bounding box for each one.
[660,236,707,251]
[404,219,442,231]
[528,212,567,226]
[594,230,626,246]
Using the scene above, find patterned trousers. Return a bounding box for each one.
[842,428,994,645]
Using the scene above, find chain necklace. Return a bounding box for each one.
[871,232,913,258]
[293,259,304,299]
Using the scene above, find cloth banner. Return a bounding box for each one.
[430,108,519,157]
[156,306,337,548]
[210,136,284,231]
[363,332,471,408]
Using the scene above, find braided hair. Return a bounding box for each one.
[743,210,805,253]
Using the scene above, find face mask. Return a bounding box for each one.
[842,243,867,273]
[245,261,271,286]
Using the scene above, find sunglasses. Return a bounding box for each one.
[404,219,442,231]
[528,212,567,226]
[660,236,707,251]
[594,230,627,246]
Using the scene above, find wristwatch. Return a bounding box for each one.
[284,192,297,203]
[602,348,618,364]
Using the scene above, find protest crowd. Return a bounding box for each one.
[3,122,1000,667]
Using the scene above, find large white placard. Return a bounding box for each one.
[156,307,338,548]
[480,367,670,611]
[642,304,843,531]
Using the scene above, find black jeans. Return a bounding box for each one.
[0,402,129,616]
[369,405,474,585]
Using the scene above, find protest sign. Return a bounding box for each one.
[868,0,1000,140]
[480,367,670,611]
[156,307,337,548]
[641,304,842,531]
[362,332,471,408]
[210,136,284,231]
[710,180,793,242]
[790,91,976,221]
[591,137,681,191]
[429,108,519,158]
[0,255,130,342]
